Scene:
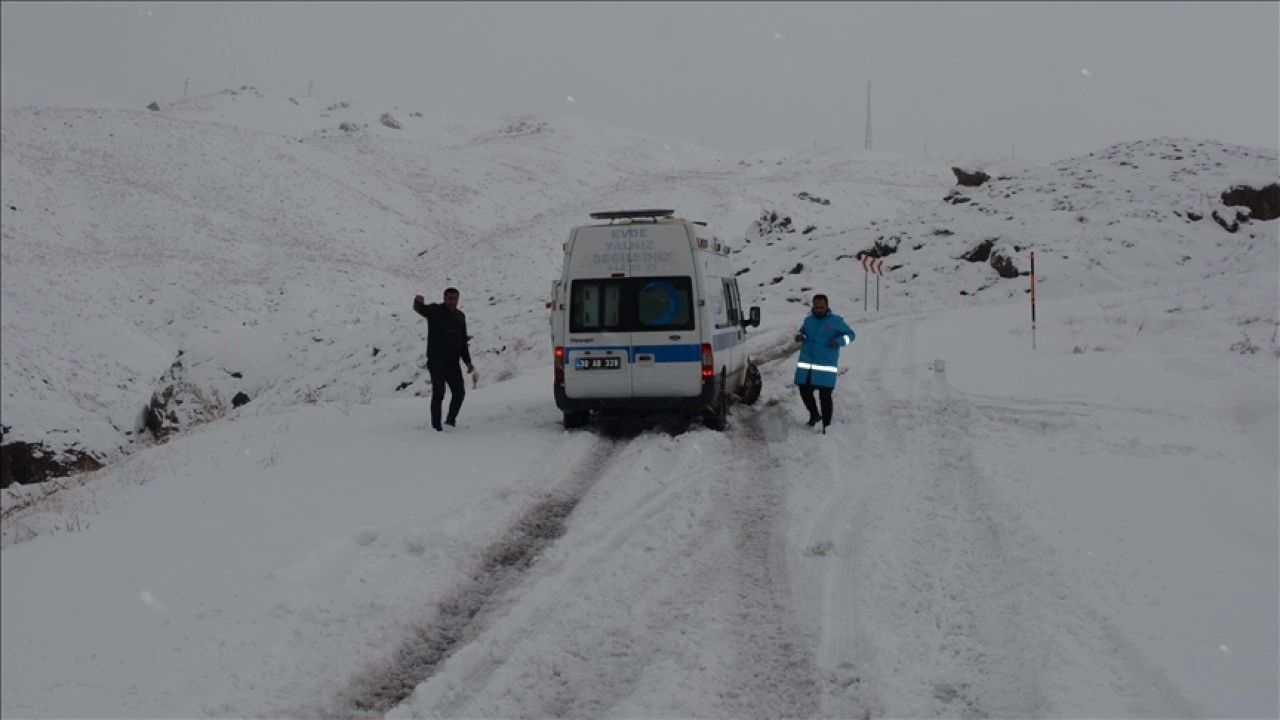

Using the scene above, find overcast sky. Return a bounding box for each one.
[3,2,1277,162]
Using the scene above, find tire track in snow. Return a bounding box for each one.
[884,392,1054,718]
[304,433,624,718]
[820,315,1058,718]
[783,315,913,719]
[707,408,821,720]
[415,430,717,717]
[922,376,1204,718]
[823,313,1200,718]
[403,415,818,719]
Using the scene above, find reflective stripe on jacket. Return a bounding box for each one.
[793,311,855,389]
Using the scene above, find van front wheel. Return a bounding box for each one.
[739,363,762,406]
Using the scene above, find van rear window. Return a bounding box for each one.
[570,277,694,333]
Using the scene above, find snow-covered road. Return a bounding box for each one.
[342,314,1210,719]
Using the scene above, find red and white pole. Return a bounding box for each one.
[1030,251,1037,350]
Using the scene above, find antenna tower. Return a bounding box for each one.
[863,81,873,151]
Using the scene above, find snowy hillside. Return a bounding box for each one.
[1,83,1277,719]
[3,85,1274,479]
[1,84,957,475]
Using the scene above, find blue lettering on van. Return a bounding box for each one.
[590,236,674,266]
[610,228,649,240]
[605,239,654,252]
[590,251,674,265]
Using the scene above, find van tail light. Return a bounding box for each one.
[554,347,565,383]
[701,343,714,379]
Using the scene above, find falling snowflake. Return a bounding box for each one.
[566,95,576,104]
[140,590,165,611]
[1081,68,1092,77]
[773,32,785,40]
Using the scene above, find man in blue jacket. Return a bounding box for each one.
[794,294,856,433]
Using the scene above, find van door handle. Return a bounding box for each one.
[668,335,681,340]
[636,354,654,363]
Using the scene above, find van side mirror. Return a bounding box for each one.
[746,306,761,328]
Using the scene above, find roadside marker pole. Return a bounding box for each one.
[860,255,885,311]
[1031,251,1037,350]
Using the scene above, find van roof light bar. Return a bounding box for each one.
[589,209,675,222]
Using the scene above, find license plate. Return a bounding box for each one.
[575,356,622,370]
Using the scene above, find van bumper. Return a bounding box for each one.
[554,379,717,413]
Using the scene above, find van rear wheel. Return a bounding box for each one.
[702,371,729,431]
[563,410,590,429]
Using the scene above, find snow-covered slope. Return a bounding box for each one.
[1,86,1275,477]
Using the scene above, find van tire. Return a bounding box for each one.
[739,363,763,406]
[702,371,729,431]
[563,410,590,429]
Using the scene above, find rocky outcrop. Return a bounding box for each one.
[989,247,1023,278]
[1221,183,1279,221]
[959,238,1022,278]
[144,387,182,442]
[960,238,997,263]
[951,167,991,187]
[1,441,102,488]
[754,211,795,237]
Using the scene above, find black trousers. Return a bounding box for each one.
[798,384,833,425]
[427,356,466,428]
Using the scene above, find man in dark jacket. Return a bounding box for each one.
[413,287,475,431]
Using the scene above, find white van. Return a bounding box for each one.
[550,209,762,430]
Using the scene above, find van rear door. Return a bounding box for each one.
[564,278,633,398]
[561,226,632,399]
[629,225,702,399]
